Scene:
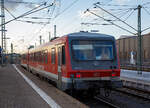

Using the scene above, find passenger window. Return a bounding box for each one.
[35,53,37,61]
[51,48,55,64]
[40,52,41,62]
[58,47,61,66]
[42,51,45,63]
[45,50,48,64]
[38,52,41,62]
[33,53,35,61]
[62,46,65,65]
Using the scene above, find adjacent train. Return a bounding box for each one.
[21,32,122,95]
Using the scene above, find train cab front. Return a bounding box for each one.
[66,33,123,91]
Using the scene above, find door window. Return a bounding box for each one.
[62,46,65,65]
[58,47,61,66]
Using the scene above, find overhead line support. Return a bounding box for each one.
[137,5,142,74]
[1,0,6,64]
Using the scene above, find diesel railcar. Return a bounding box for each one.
[21,32,122,94]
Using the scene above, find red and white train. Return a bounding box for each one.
[21,32,122,95]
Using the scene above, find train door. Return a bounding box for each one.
[58,46,62,89]
[57,45,65,89]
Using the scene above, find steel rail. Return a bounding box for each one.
[114,87,150,101]
[94,96,121,108]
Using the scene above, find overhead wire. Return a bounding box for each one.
[49,0,56,18]
[1,2,45,26]
[70,1,136,33]
[5,1,43,5]
[142,2,150,6]
[22,17,51,20]
[107,7,136,11]
[32,0,57,33]
[58,15,80,32]
[110,8,131,16]
[87,8,134,26]
[54,0,80,19]
[29,0,80,45]
[2,1,54,49]
[97,3,136,7]
[94,3,138,32]
[54,0,104,35]
[143,6,150,9]
[140,2,150,33]
[31,0,79,43]
[4,7,16,19]
[58,0,98,33]
[0,2,53,26]
[86,9,135,35]
[123,9,135,21]
[3,1,47,51]
[16,19,50,24]
[54,0,61,17]
[143,7,150,16]
[141,7,150,33]
[27,0,58,44]
[108,8,133,22]
[3,0,53,49]
[5,2,52,29]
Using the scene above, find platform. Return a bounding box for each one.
[0,65,50,108]
[121,69,150,92]
[0,65,87,108]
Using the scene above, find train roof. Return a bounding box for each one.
[67,32,115,38]
[37,32,115,48]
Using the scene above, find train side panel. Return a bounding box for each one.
[21,32,122,91]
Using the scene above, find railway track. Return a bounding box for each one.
[94,96,121,108]
[90,86,150,108]
[114,86,150,101]
[73,85,150,108]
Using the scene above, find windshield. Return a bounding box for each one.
[72,40,113,61]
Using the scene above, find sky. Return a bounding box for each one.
[2,0,150,53]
